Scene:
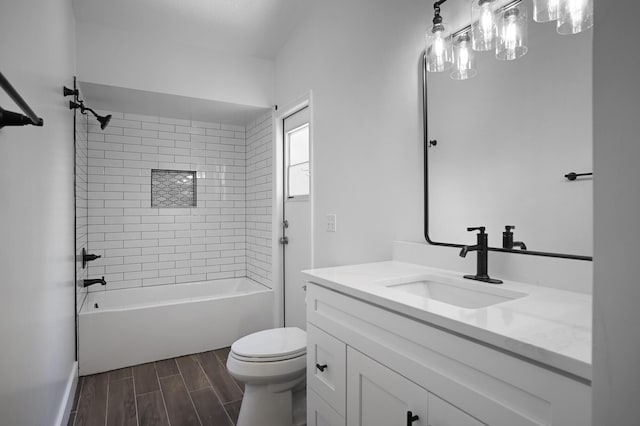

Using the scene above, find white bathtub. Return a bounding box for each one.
[78,278,274,375]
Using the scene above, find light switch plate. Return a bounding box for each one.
[326,214,336,232]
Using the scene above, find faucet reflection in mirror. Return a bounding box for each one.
[425,0,593,81]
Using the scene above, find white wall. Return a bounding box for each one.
[275,0,427,267]
[0,0,77,424]
[76,21,275,108]
[592,0,640,422]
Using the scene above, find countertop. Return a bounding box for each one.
[302,261,592,381]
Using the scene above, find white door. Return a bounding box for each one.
[282,107,311,330]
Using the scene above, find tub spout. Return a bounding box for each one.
[83,276,106,287]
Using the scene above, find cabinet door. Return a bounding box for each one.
[308,389,345,426]
[307,324,347,416]
[347,348,428,426]
[428,393,485,426]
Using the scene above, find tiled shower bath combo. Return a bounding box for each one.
[77,111,276,375]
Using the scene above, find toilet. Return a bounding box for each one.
[226,327,307,426]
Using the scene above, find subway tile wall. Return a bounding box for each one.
[86,112,252,291]
[76,113,89,307]
[246,112,273,287]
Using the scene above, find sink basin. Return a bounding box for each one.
[386,278,526,309]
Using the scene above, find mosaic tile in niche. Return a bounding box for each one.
[151,169,197,208]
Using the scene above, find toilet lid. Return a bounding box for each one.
[231,327,306,361]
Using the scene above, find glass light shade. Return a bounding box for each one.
[426,24,453,72]
[496,4,528,61]
[533,0,559,22]
[451,34,477,80]
[471,0,496,51]
[557,0,593,35]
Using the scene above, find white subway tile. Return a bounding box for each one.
[124,113,159,123]
[124,128,158,138]
[143,277,175,286]
[142,122,174,132]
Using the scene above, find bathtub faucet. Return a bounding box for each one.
[83,276,106,287]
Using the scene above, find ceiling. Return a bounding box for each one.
[72,0,309,60]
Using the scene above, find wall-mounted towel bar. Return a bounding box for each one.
[0,71,44,129]
[564,172,593,181]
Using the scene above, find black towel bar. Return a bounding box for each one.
[564,172,593,181]
[0,71,44,129]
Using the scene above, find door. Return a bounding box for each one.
[346,348,429,426]
[282,106,311,329]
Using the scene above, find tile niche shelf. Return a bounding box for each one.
[151,169,197,208]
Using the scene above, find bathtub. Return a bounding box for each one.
[78,278,274,375]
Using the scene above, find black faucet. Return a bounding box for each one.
[459,227,503,284]
[83,276,106,287]
[502,226,527,250]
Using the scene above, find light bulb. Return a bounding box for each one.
[451,33,477,81]
[496,5,528,61]
[426,23,453,73]
[471,0,496,52]
[504,14,518,51]
[558,0,593,35]
[434,31,445,57]
[480,4,494,34]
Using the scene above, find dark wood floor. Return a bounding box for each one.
[69,348,244,426]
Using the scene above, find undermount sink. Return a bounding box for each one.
[386,277,527,309]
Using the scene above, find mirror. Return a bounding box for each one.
[425,0,592,260]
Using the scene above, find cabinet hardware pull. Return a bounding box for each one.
[407,411,419,425]
[315,363,328,372]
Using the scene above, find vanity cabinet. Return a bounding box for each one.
[306,283,591,426]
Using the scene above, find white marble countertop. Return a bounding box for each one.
[302,260,592,381]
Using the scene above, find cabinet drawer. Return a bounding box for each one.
[307,323,347,416]
[308,389,345,426]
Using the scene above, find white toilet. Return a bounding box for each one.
[226,327,307,426]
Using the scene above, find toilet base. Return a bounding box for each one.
[237,377,304,426]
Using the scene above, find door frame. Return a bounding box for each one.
[272,91,314,328]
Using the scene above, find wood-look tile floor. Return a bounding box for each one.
[69,348,244,426]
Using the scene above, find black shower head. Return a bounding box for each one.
[69,100,111,130]
[97,113,112,130]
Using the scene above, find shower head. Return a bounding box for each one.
[69,100,111,130]
[96,113,112,130]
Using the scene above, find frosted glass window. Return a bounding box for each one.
[287,124,310,197]
[151,169,197,207]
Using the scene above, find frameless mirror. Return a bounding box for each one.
[424,0,592,260]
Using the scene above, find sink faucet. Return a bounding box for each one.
[459,227,503,284]
[502,226,527,250]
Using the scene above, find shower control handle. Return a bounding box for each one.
[407,411,419,425]
[82,247,102,268]
[315,363,327,372]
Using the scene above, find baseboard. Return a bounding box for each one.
[54,361,78,426]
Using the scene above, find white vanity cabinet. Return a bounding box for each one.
[306,283,591,426]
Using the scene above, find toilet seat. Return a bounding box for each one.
[230,327,306,362]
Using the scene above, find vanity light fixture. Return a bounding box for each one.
[451,32,477,80]
[533,0,559,22]
[496,3,528,61]
[426,0,453,72]
[471,0,497,51]
[424,0,592,80]
[557,0,593,35]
